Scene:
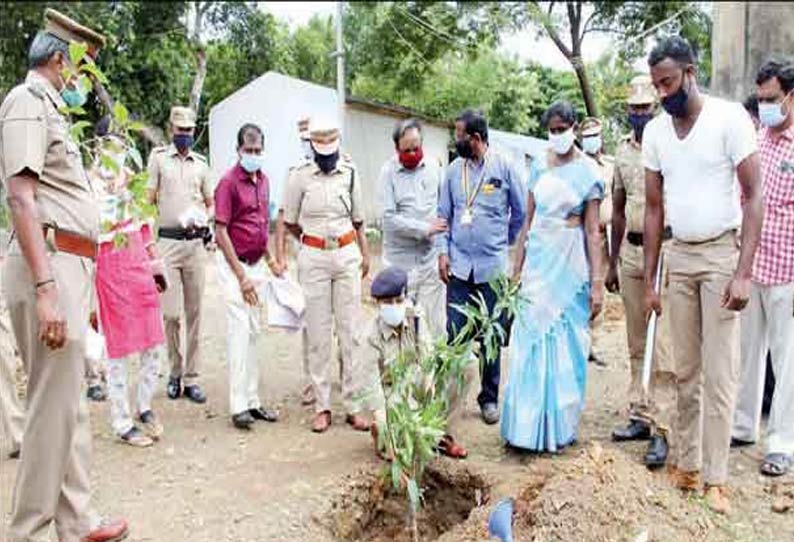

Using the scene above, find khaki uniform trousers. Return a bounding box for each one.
[3,252,94,542]
[159,238,205,385]
[297,243,362,413]
[666,232,740,485]
[733,281,794,455]
[619,242,676,435]
[1,291,24,454]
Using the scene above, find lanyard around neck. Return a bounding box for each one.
[462,156,488,209]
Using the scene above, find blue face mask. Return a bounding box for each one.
[628,113,653,141]
[758,99,789,128]
[61,87,87,108]
[173,133,194,151]
[582,135,602,155]
[240,153,264,173]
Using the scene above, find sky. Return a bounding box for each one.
[261,1,613,72]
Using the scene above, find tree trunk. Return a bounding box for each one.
[188,48,207,113]
[570,55,599,117]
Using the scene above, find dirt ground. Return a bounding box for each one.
[1,256,793,542]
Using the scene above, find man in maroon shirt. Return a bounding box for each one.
[215,123,284,430]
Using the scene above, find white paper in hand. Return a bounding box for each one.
[179,206,209,228]
[264,277,305,332]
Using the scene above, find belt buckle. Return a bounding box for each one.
[325,236,339,250]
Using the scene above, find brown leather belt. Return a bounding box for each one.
[43,225,96,260]
[301,230,357,250]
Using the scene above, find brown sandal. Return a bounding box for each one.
[312,410,332,433]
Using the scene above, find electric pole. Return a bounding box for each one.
[335,1,345,132]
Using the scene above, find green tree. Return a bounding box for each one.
[289,14,336,88]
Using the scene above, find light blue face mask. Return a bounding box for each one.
[582,135,602,155]
[61,87,87,108]
[379,302,406,327]
[758,99,789,128]
[240,153,264,173]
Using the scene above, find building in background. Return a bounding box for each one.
[208,71,547,224]
[711,2,794,101]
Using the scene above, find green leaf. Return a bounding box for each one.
[390,461,401,489]
[128,121,147,132]
[69,120,92,141]
[68,42,88,66]
[112,102,130,125]
[407,479,420,510]
[100,154,120,176]
[80,61,109,85]
[127,147,143,170]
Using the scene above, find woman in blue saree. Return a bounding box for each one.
[502,102,606,452]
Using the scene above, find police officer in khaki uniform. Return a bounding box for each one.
[580,117,614,367]
[606,75,675,468]
[0,9,127,542]
[0,228,24,459]
[147,106,213,403]
[283,120,372,433]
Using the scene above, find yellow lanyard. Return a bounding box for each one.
[462,157,488,209]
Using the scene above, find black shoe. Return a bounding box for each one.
[8,449,20,460]
[730,437,756,448]
[167,377,182,400]
[480,403,500,425]
[183,384,207,404]
[588,352,607,367]
[86,384,107,402]
[612,420,651,442]
[249,407,279,422]
[232,411,255,430]
[644,435,668,469]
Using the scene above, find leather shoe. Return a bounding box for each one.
[438,435,468,459]
[183,384,207,404]
[346,413,372,432]
[166,377,181,400]
[480,403,500,425]
[644,434,668,469]
[312,411,332,433]
[612,419,651,442]
[8,448,20,460]
[250,407,279,422]
[81,518,129,542]
[730,437,755,448]
[86,385,107,402]
[232,411,255,430]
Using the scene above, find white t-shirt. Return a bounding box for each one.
[643,96,757,242]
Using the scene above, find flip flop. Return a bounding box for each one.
[760,453,793,477]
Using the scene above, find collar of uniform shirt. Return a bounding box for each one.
[311,162,343,175]
[168,144,197,161]
[378,317,409,340]
[26,70,64,109]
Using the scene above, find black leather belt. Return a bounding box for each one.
[238,255,262,266]
[627,226,672,247]
[158,227,209,241]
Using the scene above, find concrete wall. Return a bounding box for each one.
[344,105,450,225]
[712,2,794,101]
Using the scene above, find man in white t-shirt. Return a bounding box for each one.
[642,36,764,515]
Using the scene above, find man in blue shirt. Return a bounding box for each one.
[438,109,527,425]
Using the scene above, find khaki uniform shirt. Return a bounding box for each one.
[0,71,99,241]
[147,144,211,228]
[356,306,430,377]
[613,135,645,234]
[282,159,364,238]
[592,154,614,226]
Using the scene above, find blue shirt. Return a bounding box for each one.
[437,150,527,284]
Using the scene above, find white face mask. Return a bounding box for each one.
[581,134,602,155]
[549,128,576,155]
[380,302,407,328]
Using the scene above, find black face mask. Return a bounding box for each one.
[661,72,691,118]
[455,138,474,159]
[315,151,339,173]
[627,113,653,141]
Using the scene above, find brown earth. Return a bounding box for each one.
[1,256,793,542]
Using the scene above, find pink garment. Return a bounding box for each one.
[96,223,165,359]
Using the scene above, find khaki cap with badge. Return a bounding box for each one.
[580,117,603,137]
[170,106,196,129]
[309,119,341,156]
[44,8,106,58]
[627,75,657,105]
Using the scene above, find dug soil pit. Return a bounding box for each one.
[327,460,490,542]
